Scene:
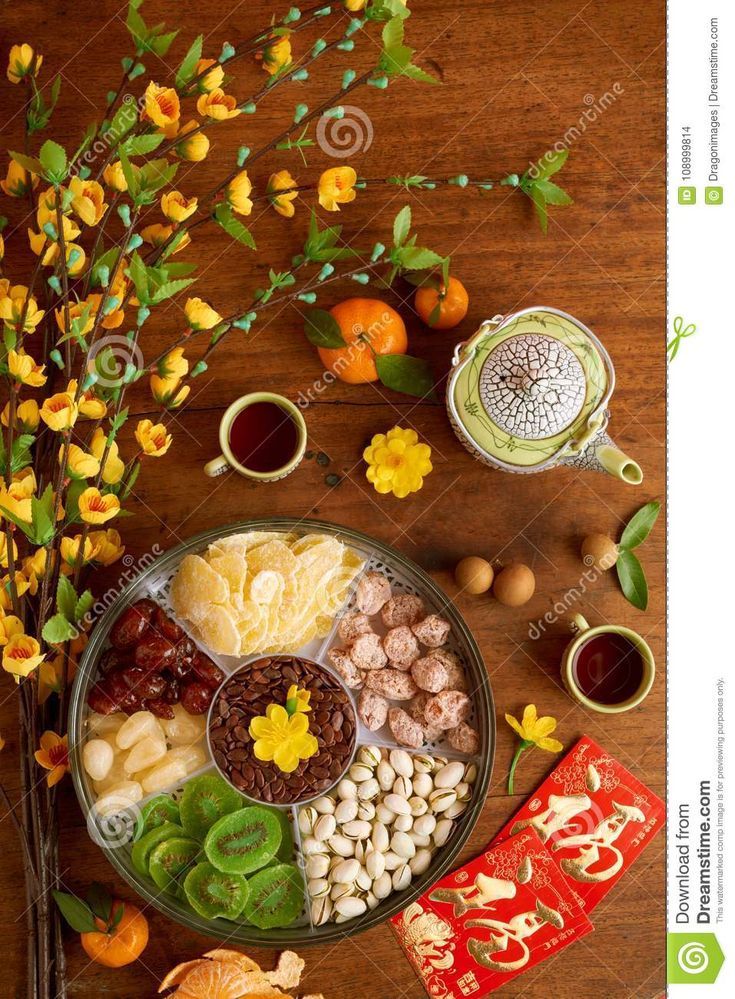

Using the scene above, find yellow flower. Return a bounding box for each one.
[1,159,38,197]
[67,380,107,420]
[267,170,298,218]
[7,44,42,84]
[78,487,120,525]
[363,426,433,498]
[285,684,312,714]
[60,534,99,570]
[175,121,210,162]
[0,614,24,646]
[55,298,95,336]
[140,223,191,253]
[0,287,45,333]
[0,469,36,523]
[34,732,70,787]
[28,215,81,266]
[318,166,358,212]
[0,533,18,568]
[22,548,46,588]
[40,392,78,431]
[0,233,3,261]
[103,160,137,192]
[158,346,188,381]
[60,442,100,480]
[2,398,40,432]
[88,528,125,566]
[505,704,564,794]
[161,189,198,223]
[259,35,292,76]
[225,171,253,216]
[184,296,222,330]
[0,572,30,610]
[196,88,240,120]
[3,631,44,681]
[194,58,224,92]
[68,177,108,226]
[34,186,76,229]
[7,349,46,387]
[38,652,64,704]
[143,82,180,128]
[135,419,172,457]
[87,288,125,330]
[150,374,190,409]
[249,704,318,773]
[89,428,125,484]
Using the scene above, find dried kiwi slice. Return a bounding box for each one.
[135,795,180,839]
[131,821,182,877]
[179,775,243,840]
[183,861,249,920]
[148,836,201,894]
[265,805,294,862]
[242,863,304,929]
[204,806,281,874]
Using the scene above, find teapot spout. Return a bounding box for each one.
[562,430,643,484]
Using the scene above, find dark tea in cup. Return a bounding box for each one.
[228,400,300,474]
[571,632,645,706]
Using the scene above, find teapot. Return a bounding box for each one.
[446,306,642,484]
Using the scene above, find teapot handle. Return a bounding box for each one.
[451,315,505,367]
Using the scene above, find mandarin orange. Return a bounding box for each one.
[317,298,407,383]
[80,901,149,968]
[415,275,469,330]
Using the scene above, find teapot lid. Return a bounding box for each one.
[448,307,614,472]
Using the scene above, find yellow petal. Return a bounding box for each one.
[249,716,273,739]
[531,715,558,740]
[504,713,525,739]
[273,743,299,773]
[537,736,564,754]
[520,704,538,733]
[253,738,275,762]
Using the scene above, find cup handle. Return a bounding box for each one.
[569,613,590,635]
[204,454,229,477]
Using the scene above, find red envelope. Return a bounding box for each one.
[493,735,665,912]
[391,828,593,997]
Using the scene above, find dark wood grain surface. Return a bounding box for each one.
[0,1,665,995]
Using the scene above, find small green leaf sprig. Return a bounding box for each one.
[615,500,661,610]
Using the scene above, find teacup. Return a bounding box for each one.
[203,392,307,482]
[561,614,655,714]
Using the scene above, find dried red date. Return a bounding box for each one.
[154,607,184,642]
[181,681,213,715]
[134,635,176,672]
[87,682,118,714]
[120,668,167,700]
[98,648,130,674]
[163,677,181,704]
[189,655,225,690]
[147,698,175,719]
[110,602,154,650]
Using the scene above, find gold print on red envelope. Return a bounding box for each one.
[391,829,593,998]
[494,735,665,911]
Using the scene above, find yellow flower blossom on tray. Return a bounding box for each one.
[363,426,433,498]
[78,488,120,525]
[285,684,311,714]
[34,732,69,787]
[143,82,180,129]
[1,159,38,197]
[226,171,253,216]
[135,419,172,457]
[3,630,45,681]
[184,296,222,330]
[505,704,564,794]
[318,166,357,212]
[7,44,42,84]
[7,349,46,387]
[250,705,318,774]
[175,121,210,162]
[267,170,298,218]
[194,58,224,92]
[161,190,198,223]
[196,88,240,120]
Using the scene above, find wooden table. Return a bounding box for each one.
[0,0,665,995]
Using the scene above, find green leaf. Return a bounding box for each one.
[126,251,149,303]
[616,548,648,610]
[401,63,440,84]
[39,139,67,182]
[0,503,34,539]
[529,185,548,234]
[213,203,257,249]
[532,148,569,180]
[620,500,661,550]
[375,353,436,399]
[43,614,79,645]
[86,883,113,924]
[117,148,139,199]
[56,575,78,622]
[382,15,405,49]
[8,150,43,176]
[393,206,411,247]
[10,434,34,472]
[396,246,445,271]
[176,33,203,89]
[532,179,573,206]
[149,277,195,304]
[108,102,136,145]
[121,133,164,156]
[304,308,346,348]
[53,891,98,934]
[75,590,95,623]
[30,485,55,545]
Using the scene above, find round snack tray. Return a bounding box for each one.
[69,518,494,945]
